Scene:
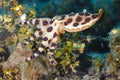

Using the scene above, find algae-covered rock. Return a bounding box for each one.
[109,28,120,62]
[0,45,10,63]
[0,28,12,42]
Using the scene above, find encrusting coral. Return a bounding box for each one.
[107,28,120,70]
[109,28,120,60]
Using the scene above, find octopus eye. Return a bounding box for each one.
[51,60,54,64]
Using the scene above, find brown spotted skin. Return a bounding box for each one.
[18,9,103,66]
[54,9,103,33]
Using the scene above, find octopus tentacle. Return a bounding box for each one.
[55,9,103,33]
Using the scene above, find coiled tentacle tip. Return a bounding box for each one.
[99,9,103,17]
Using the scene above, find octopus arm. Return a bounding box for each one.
[56,9,103,33]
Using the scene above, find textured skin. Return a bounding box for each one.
[18,9,103,66]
